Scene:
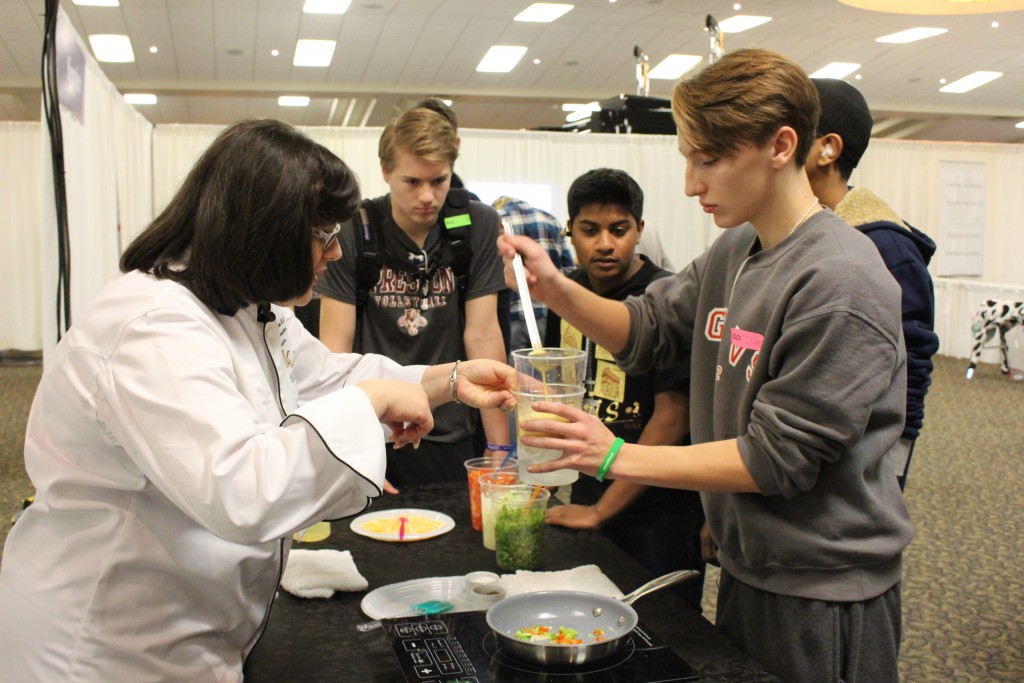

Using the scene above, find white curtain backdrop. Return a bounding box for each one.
[0,122,43,350]
[35,9,153,356]
[113,103,154,250]
[152,125,712,272]
[855,139,1024,285]
[8,114,1024,356]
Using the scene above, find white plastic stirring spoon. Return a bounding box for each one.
[500,219,542,350]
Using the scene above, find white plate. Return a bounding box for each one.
[361,576,482,620]
[349,509,455,542]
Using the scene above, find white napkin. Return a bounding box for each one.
[280,549,368,598]
[500,564,623,599]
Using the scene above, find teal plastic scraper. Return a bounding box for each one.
[355,600,454,632]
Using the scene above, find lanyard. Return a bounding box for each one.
[582,337,599,414]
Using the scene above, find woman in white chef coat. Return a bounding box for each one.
[0,119,515,682]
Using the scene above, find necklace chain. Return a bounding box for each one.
[787,199,820,238]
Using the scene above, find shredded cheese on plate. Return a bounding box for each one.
[361,515,443,536]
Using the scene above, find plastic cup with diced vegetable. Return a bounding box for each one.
[494,485,550,571]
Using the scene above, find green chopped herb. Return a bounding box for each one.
[494,503,545,571]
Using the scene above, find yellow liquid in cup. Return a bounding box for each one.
[515,400,581,486]
[514,348,584,393]
[527,348,561,375]
[518,410,570,439]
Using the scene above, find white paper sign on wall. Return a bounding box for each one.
[937,161,985,277]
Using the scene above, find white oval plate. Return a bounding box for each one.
[361,576,474,620]
[349,508,455,542]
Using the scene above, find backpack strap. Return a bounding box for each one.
[354,200,385,319]
[355,191,474,319]
[441,187,473,299]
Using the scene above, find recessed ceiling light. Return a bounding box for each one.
[279,96,311,107]
[293,39,336,67]
[88,34,135,63]
[148,46,158,54]
[476,46,527,73]
[939,70,1002,93]
[123,93,156,105]
[515,3,574,22]
[717,15,771,33]
[991,21,999,28]
[302,0,351,14]
[733,3,741,9]
[809,62,861,79]
[648,54,702,80]
[72,0,119,6]
[271,49,280,57]
[855,74,862,80]
[533,58,541,64]
[875,27,947,43]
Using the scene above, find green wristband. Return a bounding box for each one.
[595,437,625,482]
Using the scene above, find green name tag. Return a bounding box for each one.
[444,213,471,229]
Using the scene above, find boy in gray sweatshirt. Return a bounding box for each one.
[498,48,912,683]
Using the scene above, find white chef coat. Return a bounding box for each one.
[0,270,425,682]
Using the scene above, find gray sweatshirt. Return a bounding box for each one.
[619,210,913,602]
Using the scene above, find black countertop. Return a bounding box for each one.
[243,482,778,683]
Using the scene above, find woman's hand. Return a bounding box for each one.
[496,233,562,304]
[518,400,617,477]
[356,380,434,450]
[453,359,516,412]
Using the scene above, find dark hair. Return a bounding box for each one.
[414,98,458,131]
[120,119,360,315]
[567,168,644,224]
[672,48,819,167]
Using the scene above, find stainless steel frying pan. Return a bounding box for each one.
[485,569,700,666]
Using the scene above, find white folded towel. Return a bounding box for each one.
[501,564,623,599]
[280,549,368,599]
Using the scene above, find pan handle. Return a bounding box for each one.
[620,569,702,606]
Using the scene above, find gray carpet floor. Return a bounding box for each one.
[1,354,1022,681]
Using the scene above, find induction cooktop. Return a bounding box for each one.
[382,610,699,683]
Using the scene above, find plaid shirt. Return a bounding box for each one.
[493,196,576,322]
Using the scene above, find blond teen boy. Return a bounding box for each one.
[319,108,508,486]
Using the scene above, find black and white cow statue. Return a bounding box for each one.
[966,298,1024,379]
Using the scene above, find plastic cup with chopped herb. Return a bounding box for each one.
[494,485,550,571]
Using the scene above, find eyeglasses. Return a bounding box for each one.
[312,222,341,250]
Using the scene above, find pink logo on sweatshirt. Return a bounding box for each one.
[730,327,763,351]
